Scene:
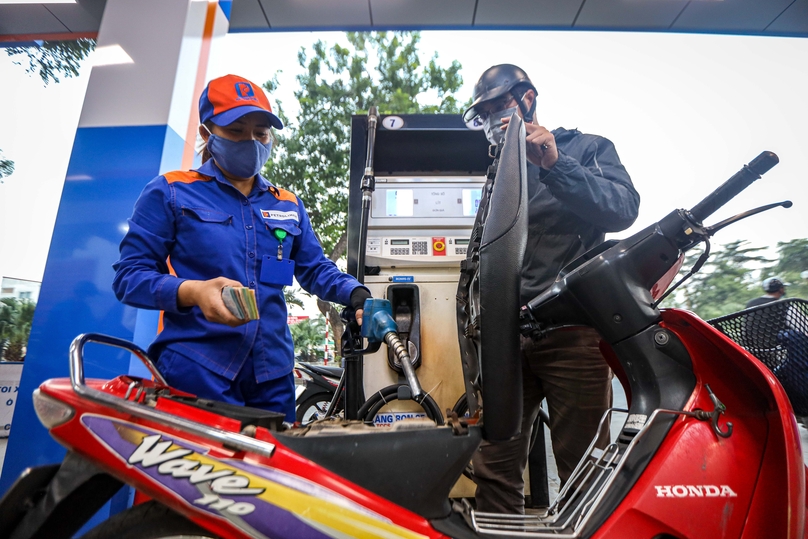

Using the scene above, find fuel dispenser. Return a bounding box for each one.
[345,113,550,505]
[346,114,491,426]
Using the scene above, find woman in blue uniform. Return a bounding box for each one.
[113,74,370,422]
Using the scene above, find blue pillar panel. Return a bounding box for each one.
[0,0,231,498]
[0,124,184,490]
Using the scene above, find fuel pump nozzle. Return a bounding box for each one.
[361,298,423,399]
[361,106,378,194]
[356,106,379,284]
[344,106,381,419]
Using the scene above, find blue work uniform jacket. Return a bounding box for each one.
[113,160,365,382]
[520,127,640,305]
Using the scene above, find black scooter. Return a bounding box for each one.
[293,362,343,424]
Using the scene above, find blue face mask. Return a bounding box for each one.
[204,127,272,179]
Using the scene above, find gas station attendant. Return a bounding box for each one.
[113,74,370,422]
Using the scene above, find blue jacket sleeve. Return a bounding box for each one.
[290,198,367,305]
[112,178,188,313]
[541,135,640,232]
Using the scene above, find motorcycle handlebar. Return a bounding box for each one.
[688,151,779,224]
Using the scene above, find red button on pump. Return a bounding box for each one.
[432,237,446,256]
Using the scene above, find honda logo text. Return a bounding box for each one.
[654,485,738,498]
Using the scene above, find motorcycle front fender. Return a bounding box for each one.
[0,451,123,539]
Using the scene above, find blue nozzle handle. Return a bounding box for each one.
[360,298,423,398]
[361,298,398,343]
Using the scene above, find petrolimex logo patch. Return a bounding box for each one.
[261,209,298,222]
[655,484,738,498]
[234,82,257,102]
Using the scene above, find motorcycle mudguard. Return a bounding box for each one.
[457,113,527,442]
[0,463,59,536]
[0,451,123,539]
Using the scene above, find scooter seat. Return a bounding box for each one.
[275,424,481,519]
[300,363,343,378]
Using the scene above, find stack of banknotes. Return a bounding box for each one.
[221,286,260,321]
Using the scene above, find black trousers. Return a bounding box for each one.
[472,328,613,513]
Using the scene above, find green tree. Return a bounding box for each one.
[665,240,772,319]
[2,38,96,181]
[0,150,13,182]
[284,288,305,310]
[289,315,327,363]
[772,238,808,300]
[5,38,95,85]
[263,31,466,350]
[0,298,36,362]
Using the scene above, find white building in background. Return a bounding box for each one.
[0,277,41,303]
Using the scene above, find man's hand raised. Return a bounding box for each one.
[502,116,558,170]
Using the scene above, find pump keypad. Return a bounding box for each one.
[412,241,428,255]
[371,236,470,260]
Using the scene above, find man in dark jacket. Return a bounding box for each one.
[463,64,640,513]
[746,277,789,308]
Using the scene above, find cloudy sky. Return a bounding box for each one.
[1,30,806,287]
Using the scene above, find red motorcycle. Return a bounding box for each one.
[0,116,803,538]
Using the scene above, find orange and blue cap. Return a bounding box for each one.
[199,74,283,129]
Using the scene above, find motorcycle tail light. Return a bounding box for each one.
[294,369,313,383]
[33,389,75,429]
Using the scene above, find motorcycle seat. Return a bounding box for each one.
[300,363,343,378]
[275,424,481,519]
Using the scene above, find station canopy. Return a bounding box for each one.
[1,0,806,42]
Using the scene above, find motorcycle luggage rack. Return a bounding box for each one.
[69,333,277,458]
[462,405,706,537]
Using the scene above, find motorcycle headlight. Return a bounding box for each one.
[33,389,75,429]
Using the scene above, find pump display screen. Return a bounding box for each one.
[365,178,485,267]
[462,188,481,216]
[385,189,414,217]
[375,186,483,219]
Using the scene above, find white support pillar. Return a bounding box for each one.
[0,0,231,517]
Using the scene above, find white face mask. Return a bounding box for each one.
[482,105,519,146]
[481,91,536,146]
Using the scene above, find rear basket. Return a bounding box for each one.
[709,298,808,415]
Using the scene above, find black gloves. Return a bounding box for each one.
[350,287,372,312]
